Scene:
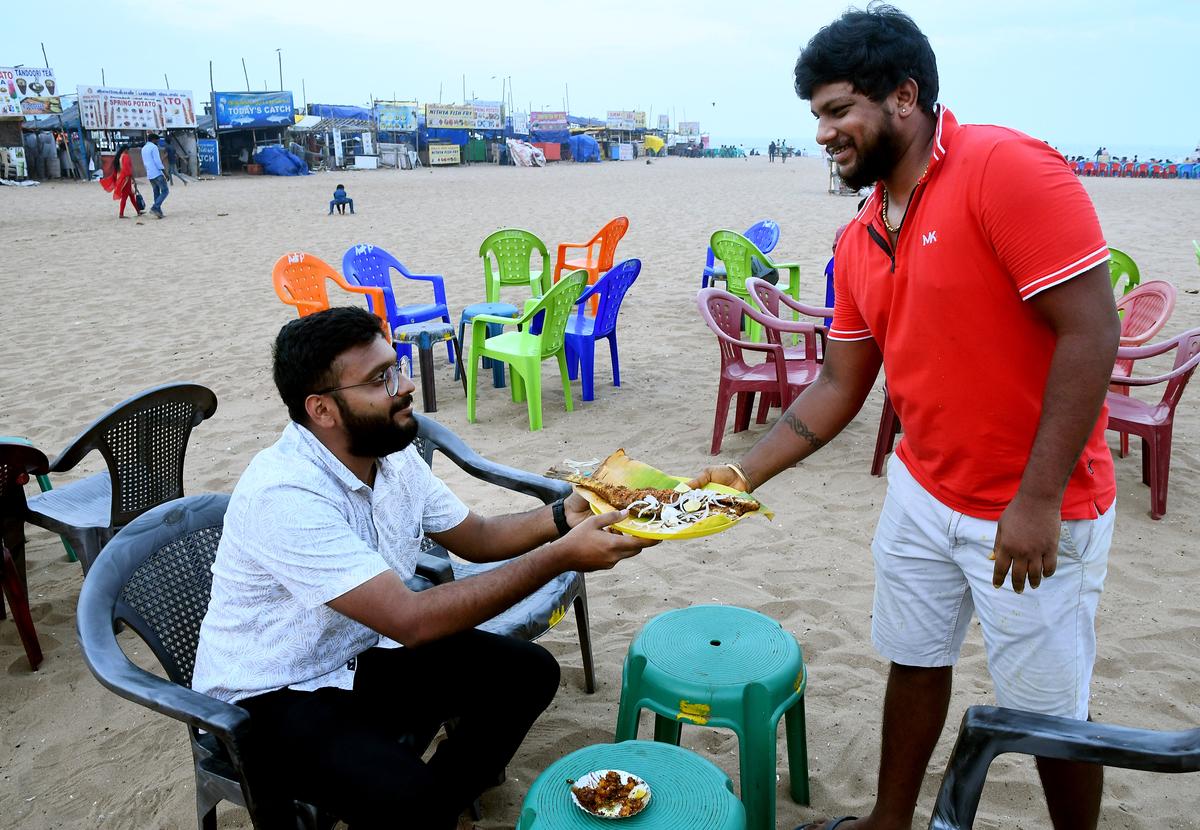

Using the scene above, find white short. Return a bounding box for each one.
[871,454,1114,720]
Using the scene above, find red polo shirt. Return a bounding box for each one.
[830,106,1115,520]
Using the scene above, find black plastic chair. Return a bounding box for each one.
[928,705,1200,829]
[25,382,218,574]
[0,440,51,670]
[413,413,596,693]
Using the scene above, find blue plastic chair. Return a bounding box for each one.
[1179,163,1194,180]
[564,258,642,401]
[342,243,454,365]
[702,219,780,288]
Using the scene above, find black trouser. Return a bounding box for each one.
[239,630,561,829]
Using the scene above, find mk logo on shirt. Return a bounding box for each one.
[922,230,938,246]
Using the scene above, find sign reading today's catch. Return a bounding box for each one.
[212,91,294,130]
[77,86,196,130]
[0,66,60,116]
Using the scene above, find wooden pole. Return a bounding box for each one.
[209,61,214,93]
[241,58,250,92]
[164,73,170,88]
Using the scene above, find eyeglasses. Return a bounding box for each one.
[315,357,410,397]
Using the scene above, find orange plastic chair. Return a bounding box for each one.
[553,216,629,314]
[1111,279,1178,456]
[271,251,390,340]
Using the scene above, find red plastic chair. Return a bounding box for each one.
[1106,327,1200,519]
[1137,163,1151,178]
[697,288,821,454]
[554,216,629,315]
[1112,280,1178,456]
[0,440,50,670]
[1109,161,1122,177]
[871,386,902,476]
[1165,164,1178,178]
[1122,162,1136,177]
[1083,161,1096,176]
[271,251,390,341]
[744,277,830,421]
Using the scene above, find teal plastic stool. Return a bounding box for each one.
[455,302,520,388]
[614,605,809,830]
[517,739,746,829]
[393,321,465,413]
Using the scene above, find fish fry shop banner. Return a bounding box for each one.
[1,66,60,116]
[77,86,196,130]
[213,91,295,130]
[425,104,474,129]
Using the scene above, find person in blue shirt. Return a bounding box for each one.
[329,183,355,215]
[159,136,179,185]
[140,132,169,218]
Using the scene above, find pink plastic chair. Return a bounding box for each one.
[1106,327,1200,519]
[697,288,822,454]
[1112,280,1177,456]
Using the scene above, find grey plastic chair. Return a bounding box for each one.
[929,705,1200,829]
[25,382,218,574]
[76,493,339,830]
[413,413,596,693]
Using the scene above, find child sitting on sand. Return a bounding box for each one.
[328,184,355,215]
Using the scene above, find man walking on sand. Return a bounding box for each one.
[141,131,169,218]
[693,6,1119,829]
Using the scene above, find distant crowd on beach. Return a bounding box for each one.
[1061,145,1200,178]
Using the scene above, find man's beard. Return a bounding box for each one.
[837,119,905,191]
[333,392,418,458]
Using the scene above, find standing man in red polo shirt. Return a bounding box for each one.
[693,6,1120,829]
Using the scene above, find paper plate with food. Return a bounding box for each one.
[548,450,772,540]
[569,769,651,819]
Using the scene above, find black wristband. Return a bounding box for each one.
[551,498,571,537]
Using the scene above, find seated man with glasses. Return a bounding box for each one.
[192,307,656,830]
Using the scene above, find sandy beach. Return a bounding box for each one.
[2,156,1199,829]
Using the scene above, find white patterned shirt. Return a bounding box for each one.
[192,422,468,703]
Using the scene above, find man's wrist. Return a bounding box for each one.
[551,498,572,537]
[725,461,753,492]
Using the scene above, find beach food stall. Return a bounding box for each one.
[2,65,63,179]
[209,90,295,174]
[76,84,199,178]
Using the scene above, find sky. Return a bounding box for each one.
[8,0,1199,158]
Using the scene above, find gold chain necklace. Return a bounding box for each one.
[881,163,930,235]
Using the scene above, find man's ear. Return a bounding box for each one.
[893,78,920,116]
[305,393,340,429]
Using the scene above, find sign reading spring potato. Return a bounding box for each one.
[376,102,418,132]
[471,101,502,130]
[77,86,196,130]
[529,111,567,131]
[425,104,474,129]
[212,91,294,130]
[429,144,461,165]
[0,66,60,116]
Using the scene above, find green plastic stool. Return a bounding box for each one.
[517,739,746,829]
[614,605,809,830]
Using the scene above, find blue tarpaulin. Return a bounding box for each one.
[309,103,373,120]
[253,145,310,176]
[530,129,569,144]
[568,134,600,162]
[424,128,469,146]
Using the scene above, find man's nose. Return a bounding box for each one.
[815,118,836,147]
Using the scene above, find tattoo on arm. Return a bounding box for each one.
[784,412,826,451]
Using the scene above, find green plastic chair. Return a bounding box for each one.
[1192,240,1199,268]
[1109,247,1141,296]
[614,605,809,830]
[466,270,587,431]
[480,228,552,303]
[710,230,801,341]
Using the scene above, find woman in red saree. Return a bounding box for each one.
[99,146,142,218]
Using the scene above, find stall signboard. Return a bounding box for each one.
[212,91,294,130]
[425,104,474,129]
[197,138,219,174]
[471,100,502,130]
[529,111,567,131]
[77,86,196,130]
[1,67,60,116]
[634,112,647,129]
[657,114,669,131]
[678,121,700,137]
[429,144,461,165]
[510,110,529,135]
[376,102,418,131]
[606,110,637,130]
